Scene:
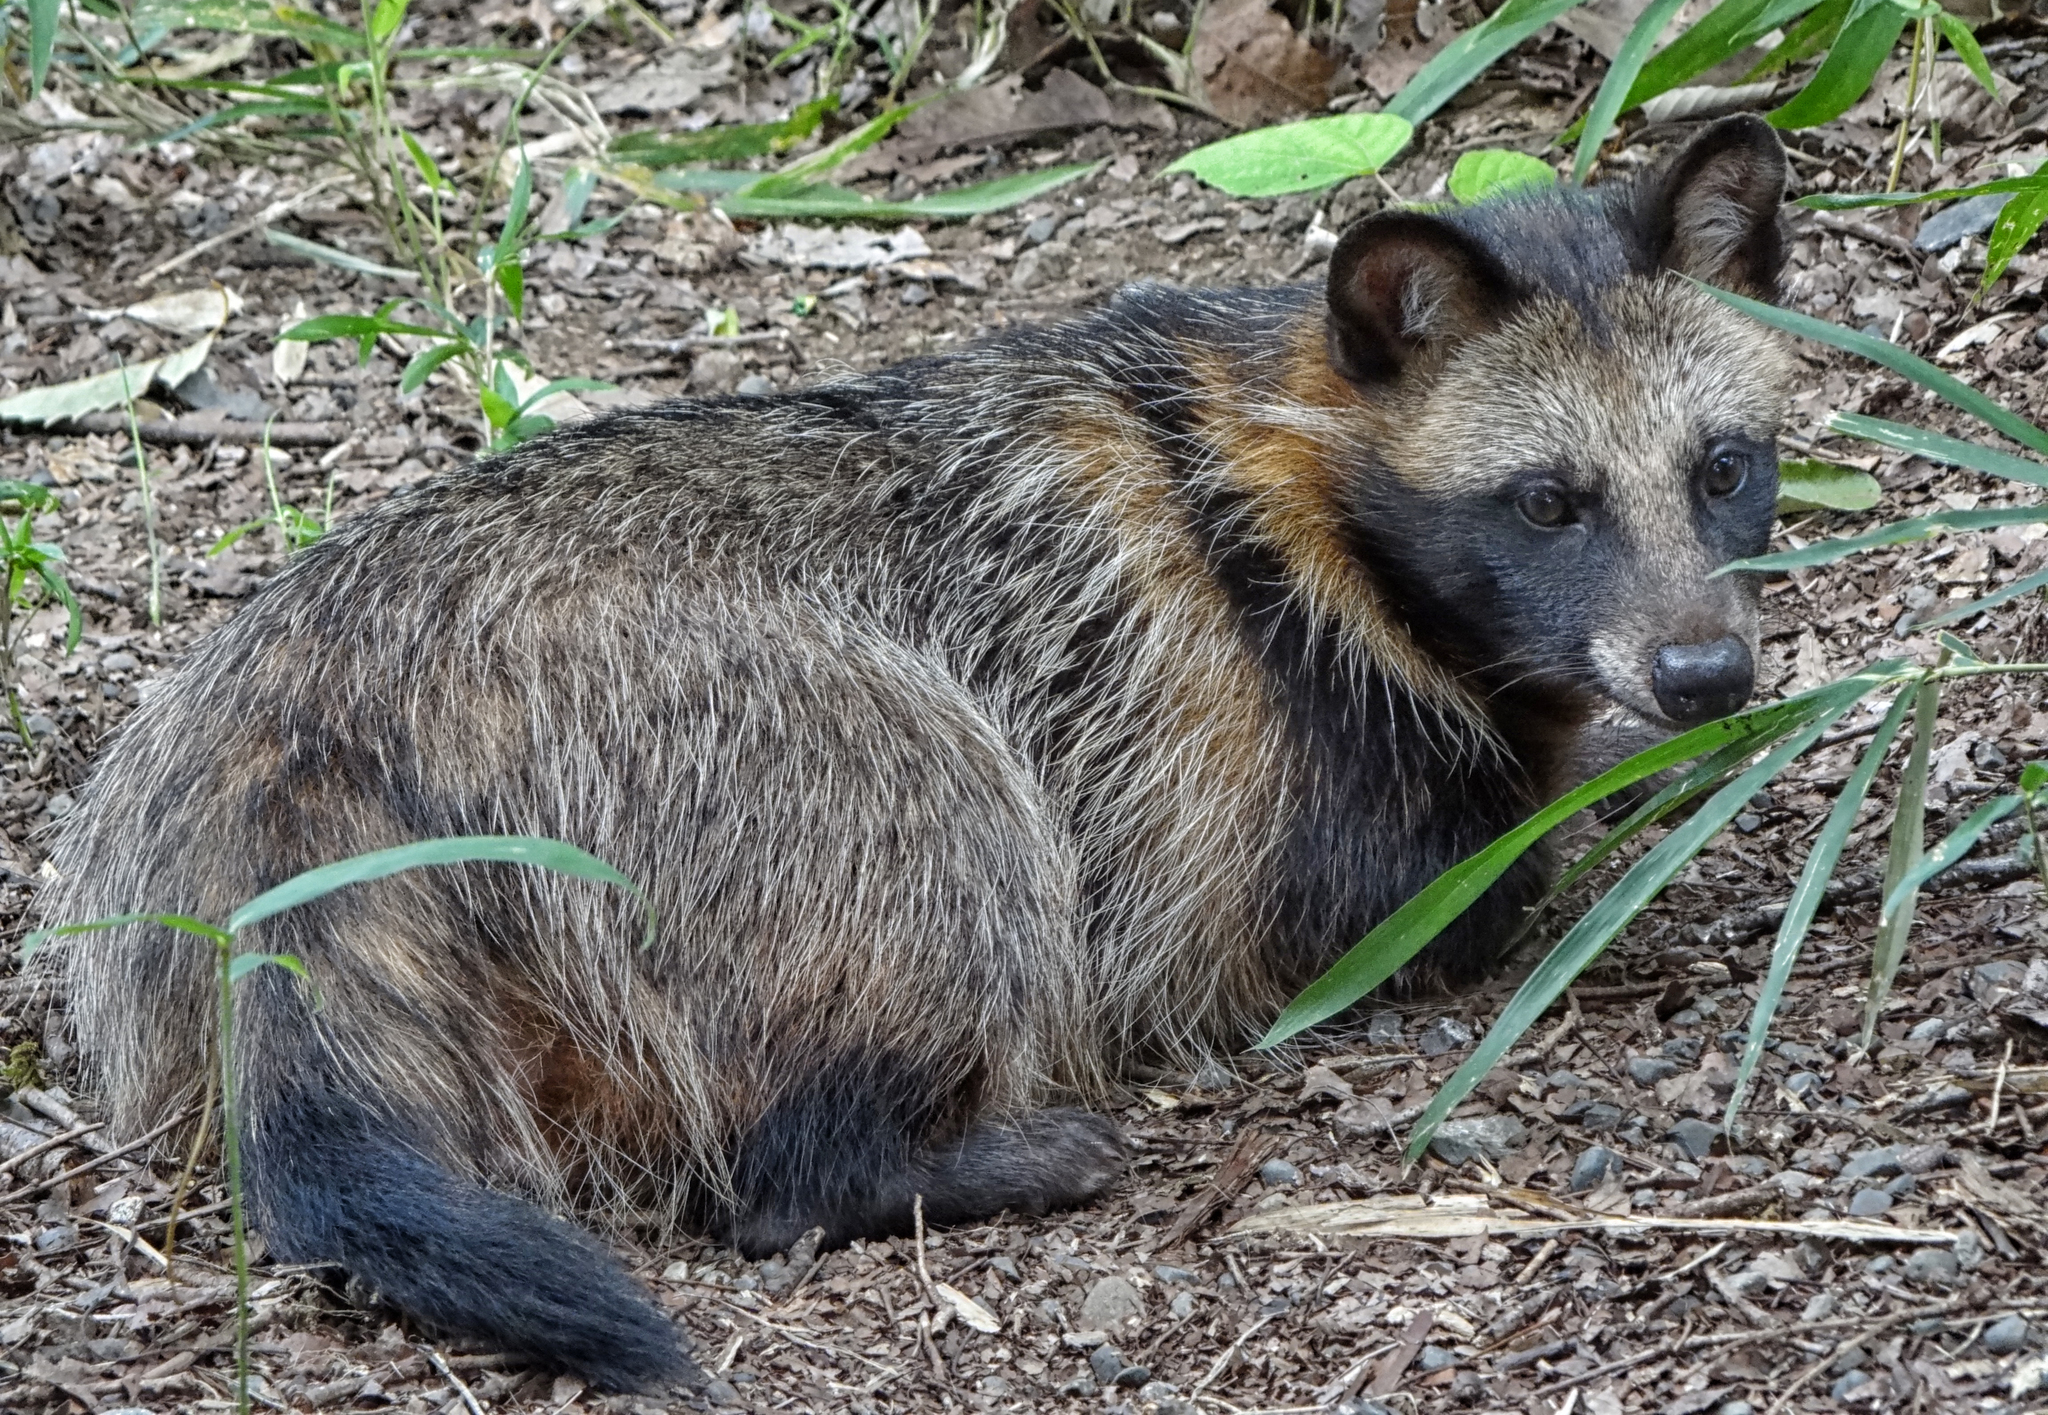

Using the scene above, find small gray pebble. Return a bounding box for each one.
[1668,1118,1720,1161]
[734,374,775,397]
[1904,1247,1961,1286]
[1841,1146,1903,1181]
[1828,1370,1871,1401]
[899,282,931,306]
[1366,1011,1405,1048]
[1545,1069,1586,1091]
[1169,1291,1197,1320]
[1669,1008,1703,1026]
[1112,1364,1151,1388]
[1633,1186,1661,1207]
[1430,1114,1526,1166]
[1914,191,2011,252]
[1785,1070,1824,1097]
[1867,1255,1895,1275]
[1057,1376,1098,1397]
[1734,811,1762,833]
[1715,1403,1756,1415]
[1415,1344,1457,1372]
[1886,1173,1917,1199]
[1569,1145,1622,1193]
[1023,216,1057,245]
[1984,1314,2030,1355]
[2036,323,2048,350]
[1662,1037,1704,1062]
[702,1379,744,1407]
[1258,1159,1301,1187]
[1418,1015,1476,1056]
[1907,1016,1950,1043]
[1847,1188,1892,1217]
[1089,1345,1125,1384]
[1627,1056,1679,1086]
[1154,1264,1197,1284]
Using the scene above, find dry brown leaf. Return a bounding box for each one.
[1192,0,1337,128]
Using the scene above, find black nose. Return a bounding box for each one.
[1651,636,1753,724]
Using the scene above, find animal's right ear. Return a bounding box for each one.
[1324,212,1518,386]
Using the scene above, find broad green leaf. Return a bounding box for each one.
[1777,458,1882,511]
[399,339,467,394]
[1257,668,1896,1047]
[1984,188,2048,289]
[1799,171,2047,210]
[1863,669,1937,1047]
[1722,507,2048,573]
[610,95,836,168]
[1387,0,1585,125]
[2023,761,2048,795]
[1163,114,1414,198]
[1725,687,1910,1133]
[1919,564,2048,632]
[496,413,553,447]
[264,228,419,280]
[1826,413,2048,489]
[368,0,407,42]
[1767,0,1910,129]
[29,0,58,94]
[21,911,232,962]
[1933,12,1997,98]
[1447,150,1556,204]
[0,481,58,510]
[1574,0,1689,182]
[717,164,1098,221]
[226,835,655,945]
[1407,681,1871,1161]
[478,386,517,428]
[1695,282,2048,456]
[282,312,443,342]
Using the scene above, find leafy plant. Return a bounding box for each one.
[1801,166,2048,291]
[210,429,334,557]
[22,834,653,1415]
[1163,113,1413,197]
[1261,290,2048,1162]
[0,479,81,757]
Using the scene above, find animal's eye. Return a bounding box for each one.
[1703,449,1746,497]
[1518,485,1573,529]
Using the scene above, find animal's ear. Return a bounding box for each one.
[1324,211,1518,386]
[1639,114,1787,297]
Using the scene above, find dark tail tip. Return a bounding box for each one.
[247,1090,696,1391]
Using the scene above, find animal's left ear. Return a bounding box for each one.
[1637,114,1788,298]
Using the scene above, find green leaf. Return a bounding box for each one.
[0,480,58,510]
[1919,563,2048,632]
[1766,0,1911,130]
[2022,761,2048,795]
[1984,187,2048,289]
[1777,458,1882,511]
[264,228,419,281]
[497,413,553,447]
[1748,0,1850,78]
[495,157,534,270]
[226,950,311,984]
[28,0,58,95]
[1798,171,2047,210]
[1163,114,1414,198]
[1933,12,1997,98]
[1825,413,2048,489]
[1387,0,1586,125]
[1407,681,1871,1162]
[402,131,449,193]
[21,911,233,963]
[1574,0,1689,182]
[478,386,517,429]
[35,562,82,653]
[1257,666,1900,1047]
[1606,0,1819,122]
[1447,150,1556,204]
[1693,282,2048,456]
[1863,668,1937,1047]
[209,518,267,554]
[719,163,1101,221]
[1880,792,2021,929]
[1725,687,1911,1133]
[368,0,408,42]
[495,259,524,320]
[130,0,365,47]
[399,339,468,395]
[610,94,836,167]
[768,98,927,187]
[225,835,655,945]
[1722,507,2048,573]
[282,313,443,342]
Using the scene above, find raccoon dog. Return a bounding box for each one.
[42,116,1792,1386]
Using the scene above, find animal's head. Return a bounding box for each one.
[1334,116,1792,732]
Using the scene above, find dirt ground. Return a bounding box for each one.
[5,5,2048,1414]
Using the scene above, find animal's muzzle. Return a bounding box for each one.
[1651,636,1753,724]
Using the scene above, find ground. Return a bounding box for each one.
[3,4,2048,1413]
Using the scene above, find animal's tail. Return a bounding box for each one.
[245,1079,694,1391]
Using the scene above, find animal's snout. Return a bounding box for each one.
[1651,636,1753,724]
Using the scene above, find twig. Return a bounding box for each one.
[0,1120,106,1177]
[23,416,354,447]
[1189,1311,1278,1396]
[1513,1236,1559,1285]
[1764,1312,1908,1415]
[1989,1038,2015,1136]
[423,1347,486,1415]
[1808,209,1918,258]
[712,1298,901,1374]
[0,1106,198,1205]
[137,175,350,284]
[612,331,792,355]
[913,1193,934,1296]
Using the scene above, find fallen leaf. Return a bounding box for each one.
[273,300,309,386]
[0,337,214,426]
[932,1282,1001,1334]
[1192,0,1337,127]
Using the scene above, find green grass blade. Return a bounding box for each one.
[1918,564,2048,633]
[1879,793,2020,930]
[1574,0,1688,183]
[1724,687,1911,1133]
[1406,686,1870,1162]
[1984,187,2048,289]
[1386,0,1585,125]
[1695,283,2048,456]
[1863,671,1937,1048]
[1721,507,2048,573]
[21,911,233,962]
[1259,664,1904,1048]
[1826,413,2048,489]
[1746,0,1848,78]
[1612,0,1817,118]
[1798,172,2047,210]
[720,164,1097,221]
[28,0,58,94]
[1765,0,1909,130]
[227,835,654,945]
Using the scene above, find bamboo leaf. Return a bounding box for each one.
[1725,688,1911,1133]
[1879,794,2020,929]
[1825,412,2048,489]
[1721,507,2048,573]
[1777,458,1882,510]
[28,0,59,94]
[1933,12,1997,98]
[227,835,656,946]
[1407,683,1872,1162]
[1983,187,2048,289]
[1386,0,1586,125]
[1917,564,2048,632]
[1798,171,2046,210]
[1574,0,1689,182]
[1863,670,1937,1048]
[1765,0,1909,130]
